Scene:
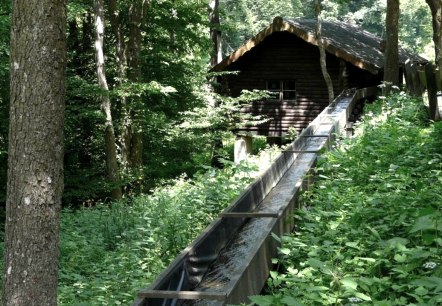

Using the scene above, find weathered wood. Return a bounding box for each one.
[220,212,279,218]
[418,69,427,87]
[137,290,226,301]
[404,59,415,94]
[283,150,320,153]
[223,31,381,136]
[410,63,423,95]
[425,63,441,120]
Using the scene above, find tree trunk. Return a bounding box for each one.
[383,0,400,94]
[93,0,122,200]
[425,0,442,79]
[108,0,149,173]
[314,0,334,104]
[81,11,93,71]
[209,0,222,67]
[3,0,66,304]
[125,0,148,170]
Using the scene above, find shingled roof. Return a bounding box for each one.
[211,17,427,74]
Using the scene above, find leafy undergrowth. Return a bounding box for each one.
[57,146,280,305]
[251,93,442,306]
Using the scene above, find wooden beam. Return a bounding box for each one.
[220,212,279,218]
[137,290,227,301]
[283,150,320,153]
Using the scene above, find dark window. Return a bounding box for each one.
[266,80,296,101]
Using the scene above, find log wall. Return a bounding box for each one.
[222,32,381,136]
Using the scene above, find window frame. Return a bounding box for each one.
[266,80,297,102]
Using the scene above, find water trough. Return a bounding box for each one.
[133,87,377,306]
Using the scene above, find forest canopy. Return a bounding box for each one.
[0,0,435,205]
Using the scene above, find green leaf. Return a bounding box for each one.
[394,253,407,263]
[280,247,291,255]
[307,258,324,269]
[248,295,275,306]
[366,226,382,240]
[356,257,376,263]
[271,232,281,242]
[414,286,429,296]
[354,292,372,301]
[410,215,436,233]
[306,286,329,292]
[386,237,409,250]
[281,296,304,306]
[345,242,360,250]
[341,278,358,291]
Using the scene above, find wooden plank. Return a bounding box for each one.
[283,150,320,153]
[137,290,227,301]
[418,69,427,87]
[404,59,415,95]
[425,63,440,120]
[220,212,279,218]
[409,63,422,95]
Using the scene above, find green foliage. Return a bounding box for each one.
[253,93,442,305]
[56,148,276,304]
[220,0,432,58]
[220,0,314,54]
[61,0,214,202]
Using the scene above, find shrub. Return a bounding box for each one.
[252,93,442,305]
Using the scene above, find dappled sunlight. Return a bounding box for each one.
[256,93,442,305]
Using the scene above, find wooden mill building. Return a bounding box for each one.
[211,17,426,137]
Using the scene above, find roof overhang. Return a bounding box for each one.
[211,17,427,75]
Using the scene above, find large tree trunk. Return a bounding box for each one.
[383,0,400,94]
[314,0,334,104]
[93,0,122,199]
[3,0,66,304]
[425,0,442,79]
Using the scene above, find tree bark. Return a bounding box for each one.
[108,0,149,173]
[93,0,122,199]
[209,0,222,67]
[314,0,334,104]
[125,0,149,170]
[3,0,66,304]
[425,0,442,79]
[383,0,400,94]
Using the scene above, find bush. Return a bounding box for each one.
[252,93,442,305]
[57,146,277,305]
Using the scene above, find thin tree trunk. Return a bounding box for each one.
[209,0,222,67]
[93,0,122,199]
[208,0,223,167]
[108,0,149,173]
[315,0,334,104]
[425,0,442,79]
[383,0,400,94]
[126,0,148,170]
[108,0,130,171]
[81,12,93,72]
[3,0,66,304]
